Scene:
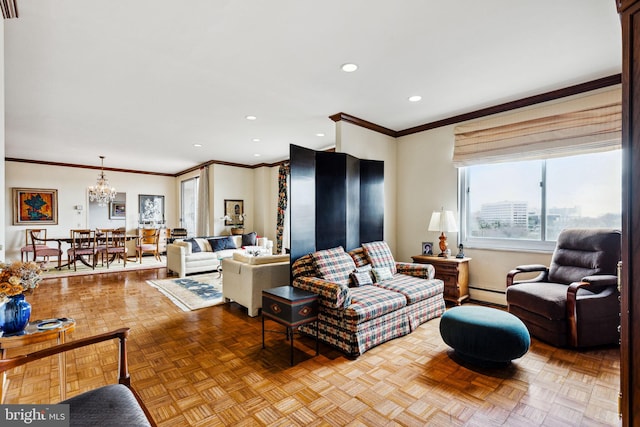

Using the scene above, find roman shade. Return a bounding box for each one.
[452,87,621,167]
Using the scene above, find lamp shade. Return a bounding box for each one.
[428,210,458,233]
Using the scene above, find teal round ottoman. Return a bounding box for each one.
[439,306,530,366]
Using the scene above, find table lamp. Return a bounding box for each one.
[428,209,458,257]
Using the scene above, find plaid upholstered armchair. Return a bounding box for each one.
[506,228,621,348]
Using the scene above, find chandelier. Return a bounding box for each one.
[88,156,117,206]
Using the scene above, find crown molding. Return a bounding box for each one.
[331,74,622,138]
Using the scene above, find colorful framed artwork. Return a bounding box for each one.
[12,188,59,225]
[138,194,164,223]
[224,199,244,226]
[109,201,126,219]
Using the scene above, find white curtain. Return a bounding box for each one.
[196,166,210,236]
[452,87,621,167]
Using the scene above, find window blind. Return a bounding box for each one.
[452,87,621,167]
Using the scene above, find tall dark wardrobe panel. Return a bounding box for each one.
[290,145,317,262]
[360,160,384,245]
[316,152,348,250]
[290,144,384,263]
[345,154,361,251]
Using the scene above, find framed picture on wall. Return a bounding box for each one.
[12,188,58,225]
[139,194,164,223]
[224,199,244,226]
[109,201,126,219]
[422,241,433,255]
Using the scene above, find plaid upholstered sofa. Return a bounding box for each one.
[292,241,445,357]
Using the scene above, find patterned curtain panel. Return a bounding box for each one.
[275,163,290,254]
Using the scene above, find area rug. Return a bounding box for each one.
[146,273,223,311]
[40,256,167,279]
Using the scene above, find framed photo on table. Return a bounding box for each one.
[138,194,164,223]
[12,188,58,225]
[422,241,433,255]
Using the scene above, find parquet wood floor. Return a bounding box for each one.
[3,269,621,426]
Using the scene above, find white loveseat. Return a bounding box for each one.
[166,235,271,278]
[222,252,291,316]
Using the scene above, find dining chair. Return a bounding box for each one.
[67,229,98,271]
[20,228,50,262]
[28,229,63,266]
[100,228,128,268]
[136,228,161,263]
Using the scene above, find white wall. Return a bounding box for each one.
[396,127,551,305]
[4,161,176,260]
[332,111,558,306]
[252,166,280,243]
[336,122,398,253]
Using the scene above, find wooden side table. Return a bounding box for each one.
[411,255,471,305]
[0,317,75,403]
[262,285,319,365]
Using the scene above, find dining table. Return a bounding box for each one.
[33,234,139,270]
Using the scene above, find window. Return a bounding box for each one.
[180,177,199,237]
[460,150,621,251]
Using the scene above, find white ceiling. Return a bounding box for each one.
[3,1,622,175]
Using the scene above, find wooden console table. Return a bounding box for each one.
[411,255,471,305]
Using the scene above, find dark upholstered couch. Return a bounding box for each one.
[292,241,445,357]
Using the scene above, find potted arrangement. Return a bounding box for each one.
[222,213,246,235]
[0,261,43,334]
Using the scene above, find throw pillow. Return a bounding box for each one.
[351,270,373,287]
[312,246,356,286]
[184,238,201,253]
[362,241,397,275]
[209,237,236,252]
[372,267,393,282]
[292,254,316,278]
[242,232,257,246]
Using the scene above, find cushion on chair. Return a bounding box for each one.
[62,384,152,427]
[362,241,397,274]
[372,267,393,282]
[291,254,316,278]
[348,247,370,268]
[209,236,236,252]
[506,282,571,320]
[351,270,374,287]
[312,246,356,286]
[184,238,201,253]
[548,228,621,284]
[241,232,258,246]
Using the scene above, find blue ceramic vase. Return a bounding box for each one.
[0,294,32,334]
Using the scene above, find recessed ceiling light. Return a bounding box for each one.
[341,63,358,73]
[408,95,422,102]
[245,115,257,120]
[316,133,325,137]
[193,143,202,147]
[252,138,261,142]
[254,153,261,157]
